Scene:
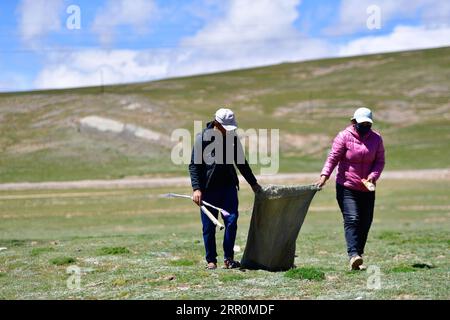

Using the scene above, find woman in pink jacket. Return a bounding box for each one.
[316,107,385,270]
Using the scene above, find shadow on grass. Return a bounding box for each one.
[389,263,436,273]
[97,247,130,255]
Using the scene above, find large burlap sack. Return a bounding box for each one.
[241,184,319,271]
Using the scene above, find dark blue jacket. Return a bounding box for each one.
[189,121,257,191]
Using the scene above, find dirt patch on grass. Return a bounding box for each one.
[0,94,75,114]
[0,190,138,200]
[405,84,449,98]
[274,100,362,118]
[31,108,66,128]
[0,169,448,191]
[6,141,63,154]
[312,59,393,77]
[377,101,450,124]
[376,100,421,125]
[282,133,330,156]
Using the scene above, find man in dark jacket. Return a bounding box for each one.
[189,108,262,270]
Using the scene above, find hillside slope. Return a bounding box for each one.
[0,47,449,182]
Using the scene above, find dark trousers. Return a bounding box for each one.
[336,183,375,258]
[201,186,239,263]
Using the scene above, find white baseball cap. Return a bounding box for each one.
[215,108,238,131]
[351,107,373,124]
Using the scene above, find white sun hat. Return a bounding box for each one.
[351,107,373,124]
[215,108,238,131]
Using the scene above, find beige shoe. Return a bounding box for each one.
[349,255,363,270]
[206,262,217,270]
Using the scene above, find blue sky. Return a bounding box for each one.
[0,0,449,92]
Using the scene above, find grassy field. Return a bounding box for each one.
[0,179,448,300]
[1,47,449,182]
[0,47,448,300]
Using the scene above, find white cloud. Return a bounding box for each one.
[176,0,332,74]
[325,0,450,35]
[17,0,64,43]
[183,0,300,46]
[34,49,171,89]
[32,0,450,91]
[92,0,158,45]
[339,25,450,56]
[35,0,334,89]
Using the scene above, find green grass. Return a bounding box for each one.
[169,259,196,267]
[220,273,246,282]
[284,267,326,281]
[0,179,448,299]
[1,47,449,182]
[49,257,76,266]
[30,247,55,256]
[390,265,417,273]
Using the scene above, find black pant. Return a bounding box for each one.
[336,183,375,258]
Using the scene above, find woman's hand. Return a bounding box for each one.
[315,175,329,188]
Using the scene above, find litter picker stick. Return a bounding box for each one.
[163,193,226,230]
[200,205,225,230]
[164,193,231,217]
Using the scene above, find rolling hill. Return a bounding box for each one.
[0,46,449,183]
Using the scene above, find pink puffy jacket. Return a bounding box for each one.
[321,125,385,192]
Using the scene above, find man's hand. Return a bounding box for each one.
[251,183,262,193]
[315,175,329,188]
[192,190,202,206]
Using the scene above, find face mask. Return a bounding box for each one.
[355,123,372,136]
